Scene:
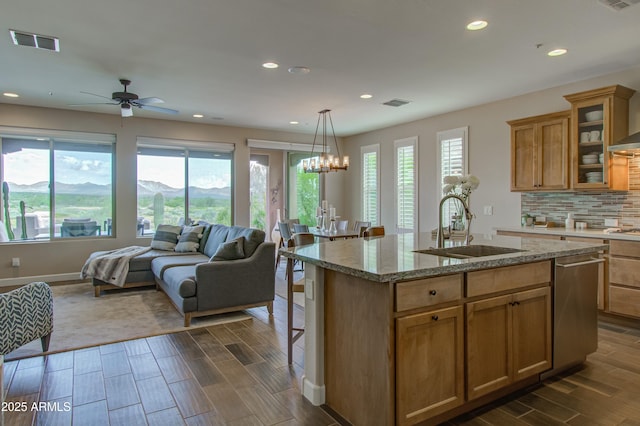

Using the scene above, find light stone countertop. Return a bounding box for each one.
[496,226,640,241]
[279,232,607,283]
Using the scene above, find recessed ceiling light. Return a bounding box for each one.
[3,92,19,98]
[288,66,310,74]
[262,62,279,69]
[289,121,299,125]
[360,94,373,99]
[466,20,488,31]
[548,48,568,57]
[193,114,204,118]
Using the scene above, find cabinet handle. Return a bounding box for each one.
[432,315,439,321]
[429,290,437,296]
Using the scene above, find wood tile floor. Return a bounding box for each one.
[3,283,640,425]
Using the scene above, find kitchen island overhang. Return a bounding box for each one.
[280,233,607,426]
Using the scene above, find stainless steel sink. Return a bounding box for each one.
[415,245,525,259]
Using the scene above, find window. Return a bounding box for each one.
[395,137,417,233]
[250,154,269,233]
[137,138,233,232]
[0,128,115,241]
[361,144,379,225]
[287,153,319,226]
[437,127,469,226]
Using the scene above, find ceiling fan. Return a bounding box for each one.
[71,79,179,117]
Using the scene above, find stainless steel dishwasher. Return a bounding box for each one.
[542,254,603,379]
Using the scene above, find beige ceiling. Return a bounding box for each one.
[2,0,640,136]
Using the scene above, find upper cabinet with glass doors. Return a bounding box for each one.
[564,85,636,190]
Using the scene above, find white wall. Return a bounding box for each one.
[343,66,640,234]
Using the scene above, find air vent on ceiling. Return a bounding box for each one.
[598,0,640,11]
[382,98,411,107]
[10,30,60,52]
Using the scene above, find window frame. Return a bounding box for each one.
[436,127,469,226]
[361,143,380,225]
[136,137,234,232]
[394,136,418,234]
[0,126,115,242]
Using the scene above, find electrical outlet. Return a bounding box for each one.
[305,278,314,301]
[483,205,493,215]
[12,257,20,267]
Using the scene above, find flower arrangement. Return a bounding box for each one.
[442,174,480,202]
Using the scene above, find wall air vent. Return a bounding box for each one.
[598,0,640,11]
[10,30,60,52]
[382,98,411,107]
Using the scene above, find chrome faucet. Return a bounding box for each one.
[437,194,473,248]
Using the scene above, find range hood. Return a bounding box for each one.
[607,131,640,156]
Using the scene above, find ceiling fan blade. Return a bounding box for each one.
[136,97,164,105]
[137,104,179,115]
[79,91,116,102]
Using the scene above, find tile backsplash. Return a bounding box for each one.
[521,158,640,229]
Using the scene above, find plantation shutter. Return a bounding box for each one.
[361,145,379,224]
[395,137,417,233]
[438,128,468,226]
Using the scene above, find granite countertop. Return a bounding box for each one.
[279,232,607,283]
[496,226,640,241]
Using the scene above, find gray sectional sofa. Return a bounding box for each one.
[91,224,275,326]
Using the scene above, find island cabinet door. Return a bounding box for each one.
[396,305,464,426]
[511,286,552,381]
[466,287,552,401]
[466,294,512,401]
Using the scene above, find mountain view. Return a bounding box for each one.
[8,180,231,199]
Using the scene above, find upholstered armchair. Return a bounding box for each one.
[0,281,53,356]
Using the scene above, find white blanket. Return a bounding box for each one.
[80,246,152,287]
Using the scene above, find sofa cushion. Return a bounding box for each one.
[211,237,245,261]
[197,223,212,254]
[150,224,183,251]
[226,226,265,257]
[151,254,208,279]
[203,224,230,257]
[175,225,205,253]
[128,249,192,272]
[161,265,197,298]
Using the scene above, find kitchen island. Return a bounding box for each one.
[280,232,607,426]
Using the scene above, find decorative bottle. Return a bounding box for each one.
[565,213,575,230]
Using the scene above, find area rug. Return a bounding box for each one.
[5,282,251,361]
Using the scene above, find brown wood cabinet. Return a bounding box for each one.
[508,111,570,191]
[609,239,640,318]
[564,85,636,190]
[326,261,554,425]
[396,306,464,425]
[466,286,552,400]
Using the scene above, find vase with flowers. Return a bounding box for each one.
[442,174,480,231]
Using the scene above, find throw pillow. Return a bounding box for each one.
[175,225,205,252]
[210,236,245,261]
[150,224,183,251]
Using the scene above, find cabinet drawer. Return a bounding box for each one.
[609,257,640,288]
[395,274,462,312]
[610,239,640,257]
[609,285,640,318]
[467,261,551,298]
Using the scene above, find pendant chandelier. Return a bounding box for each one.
[302,109,349,173]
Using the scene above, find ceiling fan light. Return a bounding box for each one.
[121,103,133,117]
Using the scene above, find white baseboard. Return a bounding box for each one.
[0,272,81,288]
[302,375,326,406]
